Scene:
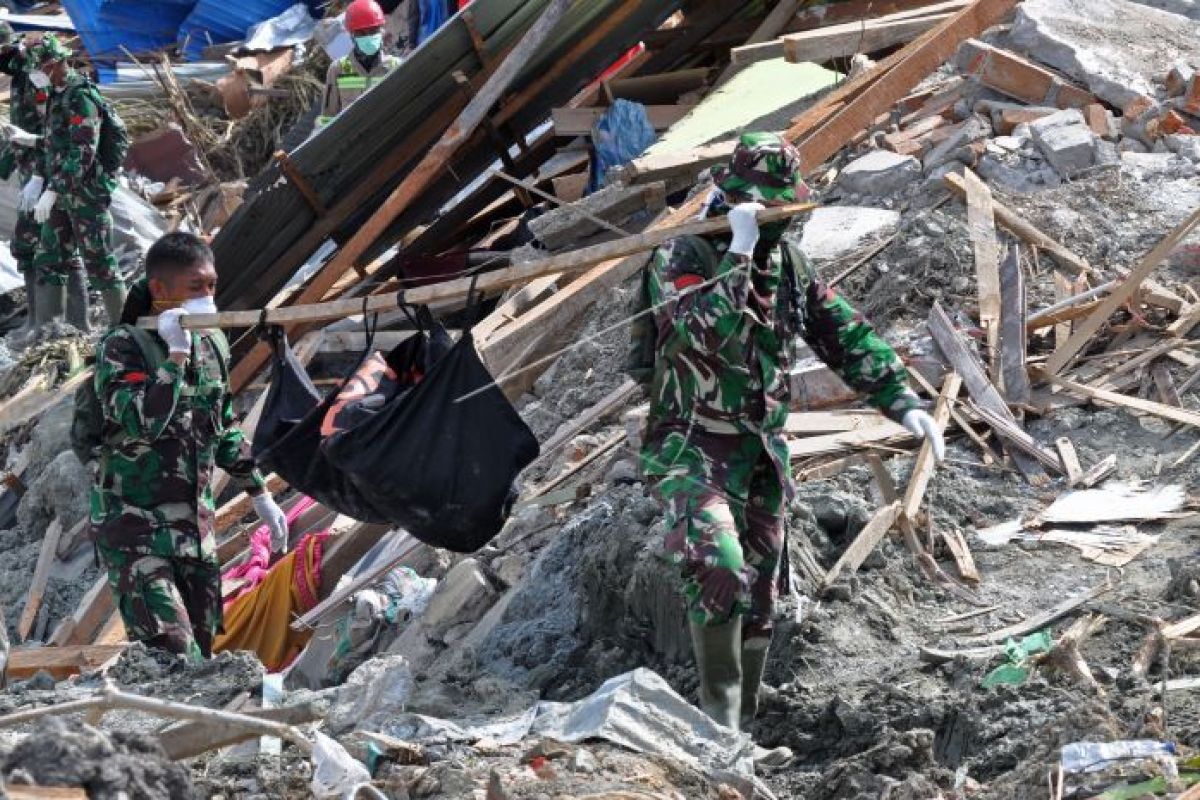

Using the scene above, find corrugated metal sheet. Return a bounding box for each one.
[62,0,197,82]
[212,0,682,314]
[177,0,301,61]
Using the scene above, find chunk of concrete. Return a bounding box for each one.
[1165,133,1200,161]
[1011,0,1200,110]
[923,115,992,173]
[1029,110,1098,176]
[837,150,921,196]
[421,558,498,633]
[1121,151,1197,177]
[797,206,901,263]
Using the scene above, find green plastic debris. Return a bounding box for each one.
[981,630,1053,688]
[1096,772,1200,799]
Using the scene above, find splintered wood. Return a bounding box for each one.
[962,169,1002,384]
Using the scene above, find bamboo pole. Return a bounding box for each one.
[140,202,817,331]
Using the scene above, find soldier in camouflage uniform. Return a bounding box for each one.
[640,132,944,734]
[30,35,126,329]
[92,233,289,660]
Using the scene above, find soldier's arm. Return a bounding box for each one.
[96,331,185,442]
[214,393,267,492]
[650,239,751,355]
[799,267,923,423]
[45,86,100,196]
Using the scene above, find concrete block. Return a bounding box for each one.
[1093,138,1121,166]
[797,206,901,263]
[1165,133,1200,162]
[421,558,498,633]
[1029,110,1097,176]
[1121,151,1196,177]
[837,150,921,196]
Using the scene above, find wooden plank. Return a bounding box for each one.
[944,172,1092,276]
[963,168,1002,384]
[821,502,902,590]
[788,420,911,459]
[793,0,1020,172]
[906,365,995,464]
[1055,437,1083,485]
[1163,612,1200,640]
[792,0,969,29]
[5,788,88,800]
[7,644,127,680]
[786,409,894,435]
[611,139,737,186]
[530,432,625,497]
[998,242,1030,403]
[213,473,289,535]
[17,520,63,642]
[783,13,951,65]
[900,373,961,523]
[957,582,1112,645]
[1050,272,1076,346]
[532,379,639,470]
[605,68,710,104]
[47,575,112,647]
[144,203,817,333]
[928,302,1051,482]
[1078,454,1116,488]
[0,370,91,436]
[93,613,126,646]
[967,400,1064,473]
[1044,207,1200,375]
[939,528,980,584]
[1105,305,1200,381]
[867,454,900,503]
[724,0,802,69]
[550,105,693,136]
[1040,370,1200,429]
[1153,363,1182,408]
[958,39,1096,108]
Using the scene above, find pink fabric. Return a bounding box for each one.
[221,495,317,609]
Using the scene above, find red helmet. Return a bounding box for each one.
[346,0,386,33]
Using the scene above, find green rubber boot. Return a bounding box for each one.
[65,268,90,333]
[34,280,65,327]
[100,284,127,329]
[19,269,36,333]
[689,618,742,730]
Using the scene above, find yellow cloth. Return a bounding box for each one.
[213,534,323,672]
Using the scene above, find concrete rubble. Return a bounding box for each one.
[1,1,1200,799]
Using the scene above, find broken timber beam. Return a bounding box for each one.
[900,373,961,525]
[962,168,1001,384]
[227,0,573,393]
[159,700,323,761]
[957,583,1113,646]
[793,0,1020,173]
[17,520,63,642]
[719,0,801,80]
[1037,370,1200,429]
[7,644,126,681]
[783,13,952,65]
[1043,207,1200,376]
[958,39,1097,109]
[928,302,1054,482]
[821,502,902,591]
[998,242,1031,403]
[141,204,817,331]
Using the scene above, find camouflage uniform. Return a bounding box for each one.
[0,37,50,275]
[92,324,265,659]
[35,70,121,290]
[641,133,923,639]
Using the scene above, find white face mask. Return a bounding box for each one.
[181,295,218,315]
[29,71,49,90]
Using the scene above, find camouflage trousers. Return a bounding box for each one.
[34,195,122,290]
[651,430,785,639]
[10,210,40,274]
[99,548,222,662]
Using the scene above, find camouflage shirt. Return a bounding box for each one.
[0,41,48,179]
[91,327,265,565]
[641,232,923,486]
[42,71,116,198]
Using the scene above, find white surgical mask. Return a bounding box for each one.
[29,71,49,90]
[181,295,218,315]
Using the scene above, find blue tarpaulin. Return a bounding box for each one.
[62,0,197,82]
[587,99,656,194]
[177,0,305,61]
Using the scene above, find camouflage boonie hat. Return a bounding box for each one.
[711,131,810,204]
[30,33,71,66]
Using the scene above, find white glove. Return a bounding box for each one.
[32,189,56,223]
[727,201,765,257]
[903,409,946,463]
[5,123,39,148]
[253,493,289,553]
[19,175,43,212]
[155,308,192,355]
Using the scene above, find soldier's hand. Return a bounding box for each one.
[18,175,42,212]
[156,308,192,355]
[253,493,289,553]
[727,202,765,257]
[902,409,945,462]
[32,189,55,223]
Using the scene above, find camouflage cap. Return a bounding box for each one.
[30,33,71,66]
[710,131,811,205]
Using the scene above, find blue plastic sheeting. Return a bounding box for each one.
[177,0,304,61]
[62,0,197,82]
[417,0,449,45]
[587,99,656,194]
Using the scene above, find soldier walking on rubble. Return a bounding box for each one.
[0,29,88,337]
[89,233,289,661]
[27,34,128,330]
[638,132,946,736]
[319,0,402,128]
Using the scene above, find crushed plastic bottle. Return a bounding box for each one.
[1060,740,1176,773]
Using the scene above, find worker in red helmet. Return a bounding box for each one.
[319,0,401,127]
